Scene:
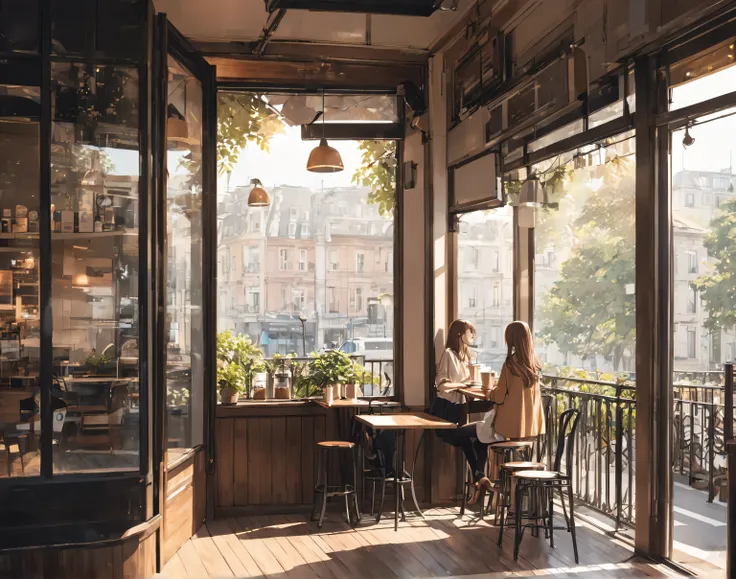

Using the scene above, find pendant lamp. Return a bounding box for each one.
[248,178,270,207]
[306,91,344,173]
[518,177,548,207]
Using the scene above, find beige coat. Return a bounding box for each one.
[491,363,545,439]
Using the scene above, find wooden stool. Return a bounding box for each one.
[310,441,360,529]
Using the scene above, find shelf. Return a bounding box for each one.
[53,229,137,240]
[0,233,39,240]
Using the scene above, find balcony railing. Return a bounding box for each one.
[542,374,636,529]
[542,364,736,530]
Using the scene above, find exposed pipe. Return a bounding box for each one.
[254,8,287,57]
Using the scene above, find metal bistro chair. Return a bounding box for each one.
[497,394,554,544]
[512,407,581,564]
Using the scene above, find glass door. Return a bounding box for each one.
[668,67,736,575]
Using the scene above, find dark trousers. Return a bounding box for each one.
[438,423,488,483]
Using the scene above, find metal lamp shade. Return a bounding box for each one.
[248,185,271,207]
[519,178,547,207]
[306,138,344,173]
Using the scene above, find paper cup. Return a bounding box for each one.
[481,371,492,390]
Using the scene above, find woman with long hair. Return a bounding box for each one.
[435,320,545,505]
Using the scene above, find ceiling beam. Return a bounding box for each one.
[253,9,288,56]
[195,40,429,65]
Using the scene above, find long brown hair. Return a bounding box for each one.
[446,319,476,363]
[504,321,541,387]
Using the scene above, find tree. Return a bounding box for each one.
[536,156,636,371]
[694,198,736,330]
[217,93,284,176]
[352,140,397,218]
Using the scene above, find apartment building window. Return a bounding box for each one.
[349,289,356,311]
[246,287,260,313]
[687,328,697,359]
[714,176,730,189]
[386,252,392,273]
[685,193,695,207]
[292,289,305,311]
[279,249,289,270]
[470,247,480,270]
[490,326,500,349]
[245,247,260,273]
[468,286,477,308]
[281,288,288,309]
[356,253,365,273]
[687,284,697,314]
[492,284,501,307]
[491,250,499,273]
[300,223,309,237]
[289,207,298,221]
[356,288,363,312]
[299,249,307,271]
[686,250,698,273]
[288,222,297,238]
[327,286,338,313]
[727,342,736,362]
[250,212,261,233]
[330,250,339,271]
[231,256,237,273]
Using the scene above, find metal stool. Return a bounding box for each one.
[310,441,361,528]
[488,440,534,525]
[497,460,545,545]
[512,409,581,564]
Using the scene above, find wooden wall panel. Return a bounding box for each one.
[215,406,460,511]
[162,450,206,565]
[0,526,157,579]
[215,418,234,508]
[233,418,248,505]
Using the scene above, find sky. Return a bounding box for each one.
[217,125,364,197]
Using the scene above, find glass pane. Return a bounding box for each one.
[670,39,736,111]
[0,0,39,53]
[456,207,513,370]
[51,0,143,57]
[670,108,735,573]
[166,56,203,461]
[0,79,40,478]
[217,92,396,399]
[264,93,398,125]
[532,134,637,524]
[51,62,140,473]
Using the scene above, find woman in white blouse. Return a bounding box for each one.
[435,319,498,504]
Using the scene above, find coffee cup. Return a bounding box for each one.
[481,371,493,390]
[469,364,481,383]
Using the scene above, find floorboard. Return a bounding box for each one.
[157,507,718,579]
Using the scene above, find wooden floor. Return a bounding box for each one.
[159,507,703,579]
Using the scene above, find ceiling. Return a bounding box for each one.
[154,0,474,53]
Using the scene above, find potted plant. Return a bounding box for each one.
[308,350,354,397]
[264,353,296,400]
[85,349,109,375]
[217,331,264,403]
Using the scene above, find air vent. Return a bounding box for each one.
[265,0,440,16]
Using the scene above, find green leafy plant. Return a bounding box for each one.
[352,140,397,218]
[307,349,355,388]
[216,330,265,394]
[85,350,109,373]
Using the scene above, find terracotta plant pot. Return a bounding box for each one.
[220,386,240,404]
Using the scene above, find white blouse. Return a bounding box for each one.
[435,348,469,404]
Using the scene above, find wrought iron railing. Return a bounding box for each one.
[542,374,636,529]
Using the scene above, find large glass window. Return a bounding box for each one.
[0,79,40,478]
[217,92,396,398]
[166,56,204,460]
[50,62,141,473]
[532,133,636,377]
[456,206,514,369]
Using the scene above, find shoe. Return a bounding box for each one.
[467,482,484,506]
[478,477,498,493]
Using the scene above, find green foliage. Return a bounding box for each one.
[352,140,397,218]
[694,197,736,331]
[217,93,285,176]
[216,330,265,393]
[536,156,636,371]
[85,350,109,371]
[307,349,357,387]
